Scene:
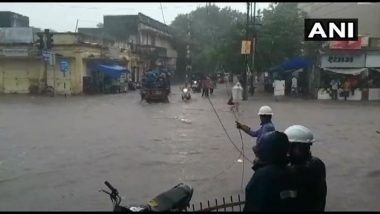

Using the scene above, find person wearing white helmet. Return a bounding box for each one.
[284,125,327,211]
[236,105,275,152]
[244,131,298,211]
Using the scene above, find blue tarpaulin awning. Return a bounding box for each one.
[269,57,313,73]
[95,64,130,78]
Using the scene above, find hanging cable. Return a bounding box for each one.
[231,107,246,190]
[160,3,166,24]
[206,95,253,165]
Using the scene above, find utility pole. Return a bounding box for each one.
[249,2,259,97]
[185,14,192,84]
[252,2,257,75]
[242,2,250,100]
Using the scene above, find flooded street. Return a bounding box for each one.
[1,85,380,211]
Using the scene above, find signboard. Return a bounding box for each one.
[241,40,251,54]
[329,37,362,49]
[59,59,70,73]
[366,54,380,68]
[0,27,34,44]
[41,50,55,65]
[320,54,365,68]
[273,80,285,96]
[49,52,56,65]
[42,50,50,62]
[0,48,28,57]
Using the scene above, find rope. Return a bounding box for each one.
[206,96,253,165]
[205,81,254,191]
[231,108,246,190]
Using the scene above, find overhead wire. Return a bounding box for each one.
[206,93,253,165]
[231,107,246,190]
[159,3,167,24]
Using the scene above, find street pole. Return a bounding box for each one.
[242,2,250,100]
[252,2,256,73]
[53,56,56,96]
[44,61,48,88]
[186,14,192,85]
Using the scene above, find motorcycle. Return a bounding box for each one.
[181,87,191,101]
[191,80,201,93]
[100,181,193,212]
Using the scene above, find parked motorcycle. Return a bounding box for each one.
[181,87,191,101]
[100,181,193,212]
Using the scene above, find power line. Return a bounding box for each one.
[160,3,166,25]
[206,96,254,165]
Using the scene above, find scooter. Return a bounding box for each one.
[191,80,201,93]
[100,181,193,212]
[181,87,191,101]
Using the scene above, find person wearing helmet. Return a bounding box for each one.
[284,125,327,211]
[236,105,275,149]
[244,131,298,211]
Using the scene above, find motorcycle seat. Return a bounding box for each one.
[148,183,193,212]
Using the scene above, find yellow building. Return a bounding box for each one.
[0,31,129,95]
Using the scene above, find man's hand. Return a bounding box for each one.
[236,121,249,132]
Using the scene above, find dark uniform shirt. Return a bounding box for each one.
[290,156,327,211]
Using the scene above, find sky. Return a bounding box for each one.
[0,2,270,32]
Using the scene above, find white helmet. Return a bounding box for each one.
[258,105,273,115]
[284,125,315,144]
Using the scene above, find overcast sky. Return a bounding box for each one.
[1,2,270,32]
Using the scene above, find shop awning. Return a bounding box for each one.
[269,57,313,73]
[96,64,130,78]
[324,68,367,76]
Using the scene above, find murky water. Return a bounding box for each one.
[0,86,380,211]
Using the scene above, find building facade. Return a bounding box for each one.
[298,3,380,101]
[0,11,29,28]
[79,13,178,83]
[0,28,127,95]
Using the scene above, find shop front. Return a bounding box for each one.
[365,53,380,101]
[84,59,130,94]
[317,52,367,101]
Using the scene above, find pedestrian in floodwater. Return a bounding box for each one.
[343,78,351,101]
[330,79,339,100]
[208,76,214,95]
[291,75,298,97]
[201,76,209,97]
[244,131,298,211]
[231,82,243,112]
[236,105,275,154]
[284,125,327,211]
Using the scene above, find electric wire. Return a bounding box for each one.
[206,94,254,165]
[160,3,167,24]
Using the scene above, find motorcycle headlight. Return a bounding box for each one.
[194,81,197,84]
[183,88,188,93]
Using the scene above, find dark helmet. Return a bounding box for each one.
[255,131,290,164]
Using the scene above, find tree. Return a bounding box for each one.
[170,3,307,77]
[171,5,246,76]
[255,3,306,72]
[96,23,103,28]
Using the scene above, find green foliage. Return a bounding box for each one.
[255,3,306,72]
[171,3,307,76]
[171,5,245,75]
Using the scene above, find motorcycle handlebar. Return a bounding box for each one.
[105,181,117,194]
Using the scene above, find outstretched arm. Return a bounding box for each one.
[236,121,261,137]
